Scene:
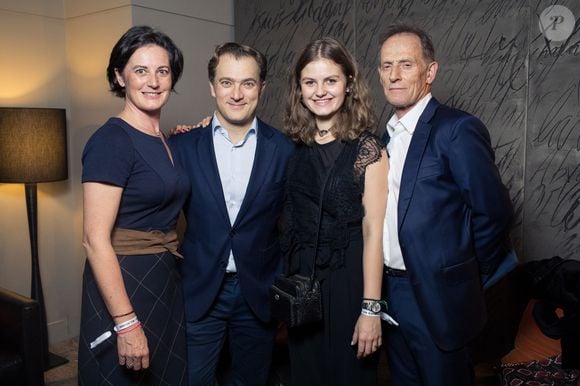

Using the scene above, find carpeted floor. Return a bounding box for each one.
[44,338,78,386]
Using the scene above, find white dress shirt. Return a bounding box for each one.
[212,114,257,272]
[383,94,432,269]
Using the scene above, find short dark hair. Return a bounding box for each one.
[207,42,267,83]
[107,25,184,98]
[379,24,435,62]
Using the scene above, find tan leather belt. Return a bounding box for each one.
[111,228,183,258]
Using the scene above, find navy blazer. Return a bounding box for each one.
[169,119,295,322]
[386,98,513,351]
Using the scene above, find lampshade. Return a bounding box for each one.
[0,108,68,183]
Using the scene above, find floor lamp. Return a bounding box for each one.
[0,107,69,370]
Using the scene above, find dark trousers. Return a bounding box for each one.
[382,274,474,386]
[186,275,275,386]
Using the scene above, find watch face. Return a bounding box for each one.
[363,301,381,313]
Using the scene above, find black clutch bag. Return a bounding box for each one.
[270,274,322,328]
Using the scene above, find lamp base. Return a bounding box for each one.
[45,351,69,371]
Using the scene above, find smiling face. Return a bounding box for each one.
[378,33,438,118]
[209,54,264,133]
[115,44,172,115]
[299,58,348,130]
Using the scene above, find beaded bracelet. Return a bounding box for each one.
[113,316,139,333]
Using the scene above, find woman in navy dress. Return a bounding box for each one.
[78,26,188,385]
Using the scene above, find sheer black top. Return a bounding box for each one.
[281,131,385,277]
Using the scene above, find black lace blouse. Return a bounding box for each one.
[281,131,385,277]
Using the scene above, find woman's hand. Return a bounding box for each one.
[351,314,382,359]
[117,326,150,371]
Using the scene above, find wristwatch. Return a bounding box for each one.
[361,300,381,313]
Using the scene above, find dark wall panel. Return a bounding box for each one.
[525,1,580,260]
[235,0,580,261]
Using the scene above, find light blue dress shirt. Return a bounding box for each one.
[212,114,257,272]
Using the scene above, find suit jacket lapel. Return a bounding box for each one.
[198,126,231,226]
[233,120,277,228]
[398,98,439,230]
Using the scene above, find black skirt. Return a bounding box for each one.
[78,252,187,385]
[287,234,379,386]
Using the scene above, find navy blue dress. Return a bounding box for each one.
[78,117,190,385]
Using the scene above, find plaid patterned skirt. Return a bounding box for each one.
[78,252,187,385]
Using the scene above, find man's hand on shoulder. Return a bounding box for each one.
[169,116,212,136]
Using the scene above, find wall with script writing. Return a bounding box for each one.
[235,0,579,261]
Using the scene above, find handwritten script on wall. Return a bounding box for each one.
[236,0,580,261]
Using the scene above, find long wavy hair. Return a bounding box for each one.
[284,37,376,144]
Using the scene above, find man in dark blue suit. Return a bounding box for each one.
[170,43,294,386]
[377,24,514,385]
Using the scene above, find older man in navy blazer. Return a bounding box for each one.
[170,43,294,386]
[377,24,514,386]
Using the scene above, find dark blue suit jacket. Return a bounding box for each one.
[169,119,295,322]
[386,98,513,351]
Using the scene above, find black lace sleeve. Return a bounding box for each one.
[353,132,385,184]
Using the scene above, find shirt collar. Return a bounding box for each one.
[212,113,258,144]
[386,93,432,137]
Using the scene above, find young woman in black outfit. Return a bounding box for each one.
[282,37,388,386]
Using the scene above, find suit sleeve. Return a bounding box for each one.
[448,115,513,275]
